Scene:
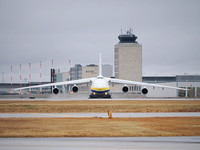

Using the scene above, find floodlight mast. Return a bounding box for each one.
[40,61,42,94]
[19,64,22,95]
[51,59,54,94]
[29,63,31,95]
[68,58,71,93]
[10,66,12,95]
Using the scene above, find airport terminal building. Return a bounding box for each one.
[142,75,200,98]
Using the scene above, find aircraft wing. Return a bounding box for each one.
[107,78,187,90]
[14,78,93,91]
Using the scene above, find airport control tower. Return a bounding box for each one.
[114,30,142,81]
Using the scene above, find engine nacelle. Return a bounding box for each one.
[72,86,78,93]
[122,85,129,93]
[141,88,148,95]
[53,88,59,94]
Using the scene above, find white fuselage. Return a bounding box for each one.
[90,77,110,93]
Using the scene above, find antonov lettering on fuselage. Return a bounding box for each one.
[14,54,187,98]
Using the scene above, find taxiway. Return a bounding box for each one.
[0,112,200,118]
[0,137,199,150]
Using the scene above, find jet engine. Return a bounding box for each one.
[72,85,78,93]
[122,85,129,93]
[53,88,59,94]
[141,87,148,95]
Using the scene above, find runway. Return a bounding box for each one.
[1,112,200,118]
[1,97,200,101]
[0,137,199,150]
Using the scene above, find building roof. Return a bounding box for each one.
[143,75,200,83]
[142,76,176,83]
[118,31,137,43]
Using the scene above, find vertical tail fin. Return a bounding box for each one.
[99,53,102,77]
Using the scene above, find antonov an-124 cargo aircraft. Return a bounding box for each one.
[14,54,187,98]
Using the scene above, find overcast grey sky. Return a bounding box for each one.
[0,0,200,83]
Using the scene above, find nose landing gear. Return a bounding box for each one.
[89,92,111,98]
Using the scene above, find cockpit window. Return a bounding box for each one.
[97,76,104,79]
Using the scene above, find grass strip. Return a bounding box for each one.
[0,117,200,137]
[0,100,200,113]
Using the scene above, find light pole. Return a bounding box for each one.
[2,72,4,83]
